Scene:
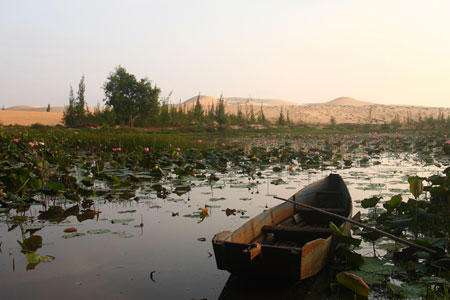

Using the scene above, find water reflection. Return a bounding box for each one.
[219,270,348,300]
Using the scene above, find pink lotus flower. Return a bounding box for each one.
[28,141,44,149]
[144,147,151,153]
[112,147,122,153]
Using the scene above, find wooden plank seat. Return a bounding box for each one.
[261,225,333,242]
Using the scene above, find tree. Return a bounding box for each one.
[207,103,215,123]
[103,66,160,127]
[76,75,86,116]
[236,104,244,125]
[215,94,227,127]
[257,104,267,125]
[159,91,172,126]
[46,104,51,112]
[63,76,89,127]
[286,110,291,126]
[192,93,204,123]
[248,105,256,124]
[63,86,77,127]
[277,107,285,126]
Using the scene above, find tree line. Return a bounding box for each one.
[64,66,450,130]
[64,66,293,128]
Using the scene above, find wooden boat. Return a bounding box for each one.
[212,174,352,281]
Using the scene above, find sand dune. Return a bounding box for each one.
[0,110,63,126]
[180,95,450,124]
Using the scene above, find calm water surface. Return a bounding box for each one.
[0,153,443,299]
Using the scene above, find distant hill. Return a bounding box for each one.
[325,97,373,106]
[180,95,450,124]
[182,95,298,109]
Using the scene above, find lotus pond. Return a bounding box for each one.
[0,127,449,299]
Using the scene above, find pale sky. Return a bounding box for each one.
[1,0,450,107]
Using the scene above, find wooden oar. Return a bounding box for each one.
[273,196,437,255]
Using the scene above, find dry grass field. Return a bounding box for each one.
[0,111,63,126]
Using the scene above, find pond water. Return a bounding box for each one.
[0,153,443,299]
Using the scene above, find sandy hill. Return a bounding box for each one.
[180,95,450,124]
[325,97,373,106]
[182,95,297,108]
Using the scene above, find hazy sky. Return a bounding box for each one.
[1,0,450,107]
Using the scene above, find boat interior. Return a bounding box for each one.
[221,176,351,253]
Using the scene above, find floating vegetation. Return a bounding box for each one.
[117,209,137,214]
[112,231,134,238]
[0,126,449,298]
[87,229,111,234]
[334,168,450,298]
[110,218,135,225]
[209,197,226,202]
[62,232,86,239]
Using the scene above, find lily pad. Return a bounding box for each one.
[87,229,111,234]
[112,231,134,238]
[62,232,86,239]
[117,210,137,214]
[111,218,135,225]
[25,252,55,270]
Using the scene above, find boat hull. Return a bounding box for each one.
[212,174,352,281]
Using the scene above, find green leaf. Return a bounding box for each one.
[18,235,42,253]
[408,176,423,199]
[25,252,55,270]
[351,257,394,285]
[361,196,381,208]
[329,222,361,247]
[383,194,402,213]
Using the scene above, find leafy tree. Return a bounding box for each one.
[286,109,291,126]
[159,91,172,126]
[192,93,204,123]
[207,103,215,123]
[103,66,160,127]
[236,104,244,125]
[277,107,285,126]
[76,75,86,117]
[64,76,89,127]
[215,94,227,127]
[257,104,267,125]
[159,102,170,125]
[248,105,256,124]
[63,86,77,127]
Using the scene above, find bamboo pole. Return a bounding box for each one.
[273,196,437,255]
